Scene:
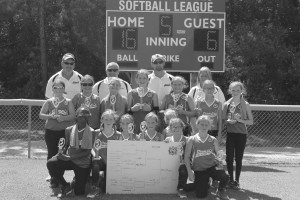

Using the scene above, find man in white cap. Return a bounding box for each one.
[148,54,173,106]
[45,53,83,99]
[92,62,132,101]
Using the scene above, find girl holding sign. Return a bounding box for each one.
[119,114,139,141]
[127,69,159,134]
[139,112,163,141]
[39,80,75,187]
[72,75,101,129]
[160,76,195,136]
[164,118,189,198]
[46,107,94,198]
[88,109,121,198]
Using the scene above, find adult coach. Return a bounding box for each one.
[92,62,132,101]
[45,53,83,99]
[148,54,174,107]
[188,66,225,104]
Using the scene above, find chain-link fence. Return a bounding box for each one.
[0,100,299,163]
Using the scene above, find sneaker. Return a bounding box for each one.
[45,175,51,182]
[211,180,219,188]
[50,178,59,188]
[232,180,240,190]
[227,180,235,189]
[57,183,72,199]
[216,189,229,200]
[87,186,100,198]
[177,189,187,198]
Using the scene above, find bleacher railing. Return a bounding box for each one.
[0,99,299,163]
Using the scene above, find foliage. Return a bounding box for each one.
[222,0,300,104]
[0,0,299,104]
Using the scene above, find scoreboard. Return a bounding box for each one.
[106,0,225,72]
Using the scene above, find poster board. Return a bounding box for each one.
[106,141,182,194]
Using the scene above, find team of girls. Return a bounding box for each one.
[41,71,253,199]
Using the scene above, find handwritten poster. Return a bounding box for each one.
[106,141,182,194]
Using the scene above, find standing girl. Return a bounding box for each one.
[100,77,128,118]
[160,76,195,136]
[39,80,75,187]
[87,109,121,198]
[72,75,101,129]
[223,81,253,190]
[164,118,188,198]
[139,112,163,141]
[127,69,159,134]
[185,115,229,200]
[193,80,222,143]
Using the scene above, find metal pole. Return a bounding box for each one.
[27,105,32,159]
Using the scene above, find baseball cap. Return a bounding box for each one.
[151,54,166,63]
[62,53,75,61]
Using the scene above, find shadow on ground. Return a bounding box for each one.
[226,188,282,200]
[239,165,287,173]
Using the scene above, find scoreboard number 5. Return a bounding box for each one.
[159,14,173,37]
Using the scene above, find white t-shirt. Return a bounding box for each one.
[92,77,132,101]
[45,70,83,99]
[148,72,174,106]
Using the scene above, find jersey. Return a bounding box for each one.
[165,135,187,164]
[65,125,93,168]
[162,93,191,124]
[148,72,173,106]
[92,77,131,101]
[71,93,101,129]
[130,88,156,134]
[190,134,217,171]
[100,94,128,119]
[118,132,139,141]
[226,102,248,134]
[195,98,221,131]
[44,98,74,130]
[93,129,121,164]
[45,70,82,99]
[141,131,163,141]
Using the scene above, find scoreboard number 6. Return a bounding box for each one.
[194,29,219,52]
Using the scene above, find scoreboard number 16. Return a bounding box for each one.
[112,28,138,50]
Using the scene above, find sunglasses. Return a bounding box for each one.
[64,62,75,65]
[53,86,64,89]
[107,68,118,72]
[81,83,93,86]
[153,60,164,64]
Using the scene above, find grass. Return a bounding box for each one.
[0,159,299,200]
